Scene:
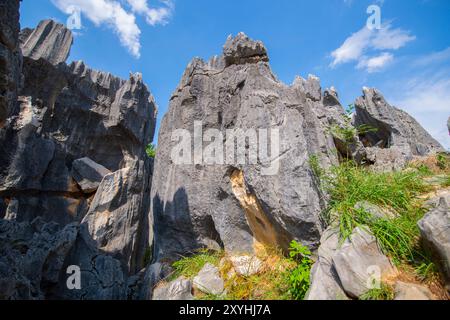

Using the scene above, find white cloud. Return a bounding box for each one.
[330,27,372,67]
[126,0,173,25]
[357,52,393,73]
[51,0,174,58]
[371,24,416,50]
[330,23,415,71]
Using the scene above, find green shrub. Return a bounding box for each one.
[146,143,157,158]
[436,153,448,170]
[288,241,313,300]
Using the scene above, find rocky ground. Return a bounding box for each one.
[0,1,448,300]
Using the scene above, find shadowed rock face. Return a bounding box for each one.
[0,11,156,299]
[0,0,21,127]
[150,33,344,263]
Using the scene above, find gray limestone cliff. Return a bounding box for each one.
[0,7,156,300]
[149,33,345,265]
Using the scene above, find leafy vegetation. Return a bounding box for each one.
[359,283,395,300]
[287,241,313,300]
[328,104,378,158]
[146,143,157,158]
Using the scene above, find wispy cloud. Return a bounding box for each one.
[413,46,450,67]
[389,70,450,149]
[51,0,174,58]
[126,0,173,26]
[330,22,415,72]
[357,52,393,73]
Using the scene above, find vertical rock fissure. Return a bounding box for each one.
[230,169,288,252]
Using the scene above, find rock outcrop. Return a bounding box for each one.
[21,19,73,66]
[150,33,343,265]
[306,227,349,300]
[355,88,444,170]
[153,277,194,300]
[0,0,21,127]
[418,198,450,291]
[0,6,156,300]
[1,2,446,301]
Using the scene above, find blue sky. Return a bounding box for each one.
[20,0,450,148]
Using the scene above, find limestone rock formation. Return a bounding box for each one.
[150,33,343,264]
[332,227,395,298]
[394,281,435,300]
[0,0,21,127]
[153,277,194,300]
[306,227,349,300]
[71,157,111,193]
[193,263,225,295]
[418,198,450,290]
[0,9,156,300]
[354,88,444,170]
[21,19,73,66]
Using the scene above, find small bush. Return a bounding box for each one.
[146,143,157,158]
[288,241,313,300]
[436,153,448,170]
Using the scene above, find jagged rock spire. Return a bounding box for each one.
[223,32,269,66]
[21,19,73,65]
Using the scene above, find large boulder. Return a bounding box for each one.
[153,277,194,300]
[332,227,395,298]
[306,227,349,300]
[418,198,450,290]
[71,157,111,193]
[394,281,435,300]
[150,33,341,262]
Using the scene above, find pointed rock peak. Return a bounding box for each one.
[21,19,73,65]
[223,32,269,66]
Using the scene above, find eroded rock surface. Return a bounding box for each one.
[0,0,21,126]
[153,277,194,300]
[332,227,395,298]
[21,19,73,66]
[418,198,450,290]
[0,9,156,300]
[150,33,343,263]
[355,88,444,170]
[306,227,349,300]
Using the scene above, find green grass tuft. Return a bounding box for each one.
[360,283,395,300]
[170,249,222,280]
[318,160,429,264]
